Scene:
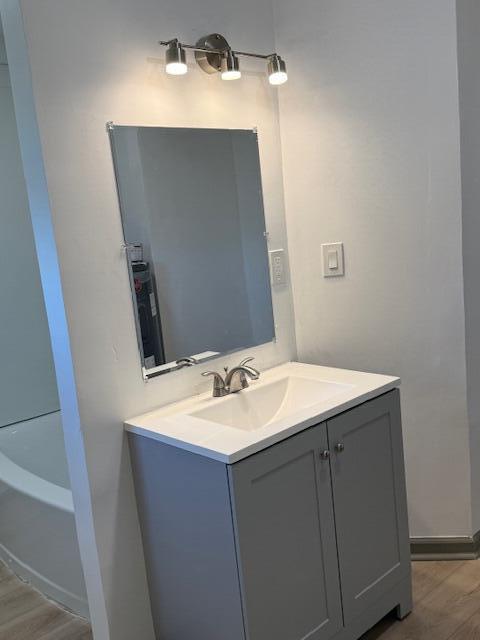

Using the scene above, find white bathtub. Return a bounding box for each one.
[0,411,89,618]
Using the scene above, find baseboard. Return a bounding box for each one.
[0,543,89,619]
[411,531,480,560]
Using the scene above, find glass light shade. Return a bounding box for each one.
[268,55,288,85]
[221,51,241,80]
[166,61,188,75]
[166,41,187,75]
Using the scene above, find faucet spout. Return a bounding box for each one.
[225,362,259,393]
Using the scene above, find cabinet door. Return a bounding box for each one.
[327,390,410,624]
[229,424,343,640]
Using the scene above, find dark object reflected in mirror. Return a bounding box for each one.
[108,125,276,378]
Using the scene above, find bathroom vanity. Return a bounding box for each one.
[112,124,411,640]
[127,363,412,640]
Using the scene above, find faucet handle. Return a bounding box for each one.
[202,370,228,397]
[239,357,254,366]
[202,370,223,380]
[239,357,260,376]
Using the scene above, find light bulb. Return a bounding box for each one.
[269,71,288,85]
[165,41,187,76]
[222,69,241,81]
[268,55,288,85]
[221,51,241,80]
[166,61,188,75]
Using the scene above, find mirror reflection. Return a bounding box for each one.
[109,126,275,377]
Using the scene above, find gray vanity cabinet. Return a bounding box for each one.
[228,424,343,640]
[326,390,411,625]
[129,389,411,640]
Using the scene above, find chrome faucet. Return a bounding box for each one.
[202,357,260,397]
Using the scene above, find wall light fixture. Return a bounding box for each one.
[165,40,188,75]
[159,33,288,85]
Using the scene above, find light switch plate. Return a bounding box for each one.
[269,249,287,286]
[321,242,344,277]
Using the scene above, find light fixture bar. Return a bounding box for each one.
[228,50,273,61]
[159,34,288,84]
[160,40,275,61]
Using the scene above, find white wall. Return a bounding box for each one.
[274,0,472,537]
[0,1,296,638]
[0,29,58,427]
[456,0,480,533]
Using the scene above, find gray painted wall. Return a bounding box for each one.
[456,0,480,534]
[274,0,472,537]
[0,30,58,427]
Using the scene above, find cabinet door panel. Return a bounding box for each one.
[327,390,410,623]
[229,424,343,640]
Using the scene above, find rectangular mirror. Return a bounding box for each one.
[109,125,275,378]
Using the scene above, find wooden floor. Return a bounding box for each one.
[362,558,480,640]
[0,561,92,640]
[1,558,480,639]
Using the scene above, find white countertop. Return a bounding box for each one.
[125,362,400,463]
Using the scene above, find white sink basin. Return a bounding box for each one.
[125,362,400,463]
[190,376,351,431]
